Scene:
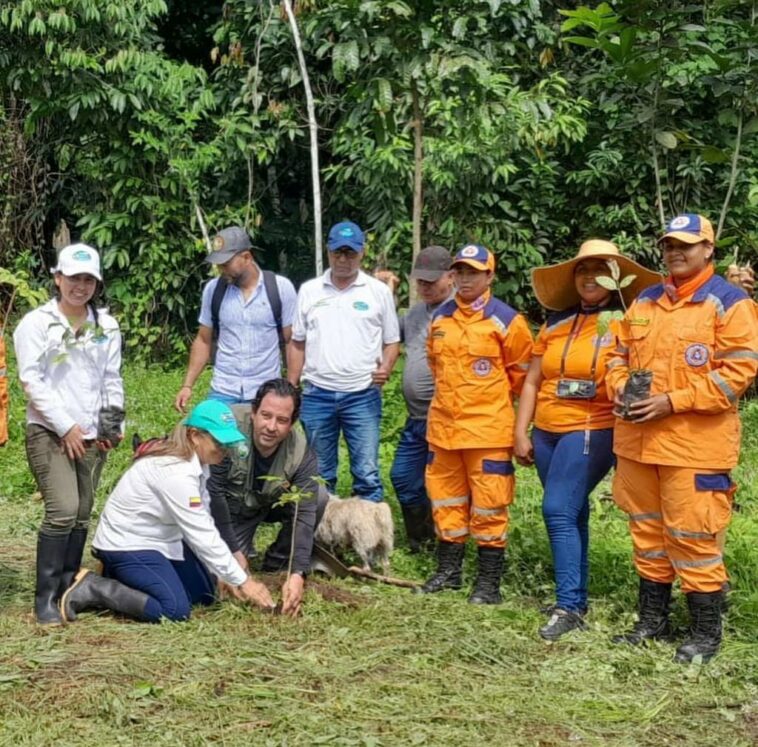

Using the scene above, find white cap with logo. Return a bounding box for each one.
[51,243,102,281]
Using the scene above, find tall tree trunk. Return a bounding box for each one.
[410,82,424,306]
[716,111,743,241]
[282,0,323,276]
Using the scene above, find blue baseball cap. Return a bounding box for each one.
[658,214,714,244]
[327,221,365,252]
[452,244,495,272]
[184,400,246,445]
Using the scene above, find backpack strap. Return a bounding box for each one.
[262,270,285,358]
[210,277,229,343]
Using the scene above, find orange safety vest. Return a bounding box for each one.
[426,291,533,450]
[533,306,618,433]
[606,266,758,469]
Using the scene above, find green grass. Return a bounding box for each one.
[1,361,757,746]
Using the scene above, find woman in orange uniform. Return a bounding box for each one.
[515,241,659,640]
[416,244,533,604]
[607,214,758,663]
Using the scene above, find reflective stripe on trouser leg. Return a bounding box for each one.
[425,446,470,543]
[660,466,733,593]
[613,457,675,583]
[466,448,514,549]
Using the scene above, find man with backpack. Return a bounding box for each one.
[174,226,297,412]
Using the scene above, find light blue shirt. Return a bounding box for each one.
[198,270,296,400]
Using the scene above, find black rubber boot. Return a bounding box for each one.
[58,527,88,596]
[413,541,465,594]
[468,546,504,605]
[400,502,436,553]
[35,533,68,625]
[612,577,673,645]
[60,569,150,623]
[674,591,723,664]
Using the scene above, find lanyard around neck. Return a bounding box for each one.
[558,311,603,380]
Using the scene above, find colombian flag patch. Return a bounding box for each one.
[189,496,202,509]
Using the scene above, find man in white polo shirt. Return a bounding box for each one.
[288,221,400,502]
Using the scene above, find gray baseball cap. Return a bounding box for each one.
[410,245,452,281]
[205,226,253,264]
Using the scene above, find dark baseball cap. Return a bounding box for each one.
[206,226,253,264]
[327,221,365,252]
[410,245,452,281]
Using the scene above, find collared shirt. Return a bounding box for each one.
[13,299,124,438]
[292,269,400,392]
[606,267,758,469]
[198,267,297,400]
[400,296,453,419]
[93,453,247,587]
[532,305,618,433]
[426,291,533,449]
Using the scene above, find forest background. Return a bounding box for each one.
[1,3,758,743]
[1,0,756,355]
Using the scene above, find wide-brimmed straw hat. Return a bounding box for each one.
[531,240,661,311]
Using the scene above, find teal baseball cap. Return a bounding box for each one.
[184,400,246,445]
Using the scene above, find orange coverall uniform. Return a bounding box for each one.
[426,291,533,548]
[606,265,758,593]
[0,335,8,446]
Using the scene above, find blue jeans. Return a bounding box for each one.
[208,388,253,407]
[300,383,383,502]
[390,417,429,508]
[96,543,216,622]
[532,427,615,612]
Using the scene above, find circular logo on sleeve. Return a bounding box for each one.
[684,343,709,367]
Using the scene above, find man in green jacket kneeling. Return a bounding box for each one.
[207,378,326,617]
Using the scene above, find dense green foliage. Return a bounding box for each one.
[1,1,756,357]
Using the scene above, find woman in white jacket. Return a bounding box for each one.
[60,399,275,622]
[14,244,124,624]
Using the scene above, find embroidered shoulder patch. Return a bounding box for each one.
[685,343,709,367]
[189,496,202,509]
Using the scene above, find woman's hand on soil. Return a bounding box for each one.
[239,577,276,611]
[626,394,673,423]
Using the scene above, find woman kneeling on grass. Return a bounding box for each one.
[60,400,276,622]
[607,214,758,663]
[515,240,660,641]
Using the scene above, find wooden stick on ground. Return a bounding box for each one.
[347,566,419,589]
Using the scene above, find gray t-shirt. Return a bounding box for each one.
[400,298,450,419]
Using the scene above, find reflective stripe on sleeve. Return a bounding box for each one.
[709,371,737,402]
[714,350,758,361]
[606,358,625,370]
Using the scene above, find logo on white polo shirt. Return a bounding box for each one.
[353,301,369,311]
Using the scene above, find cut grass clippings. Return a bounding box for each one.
[1,362,757,746]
